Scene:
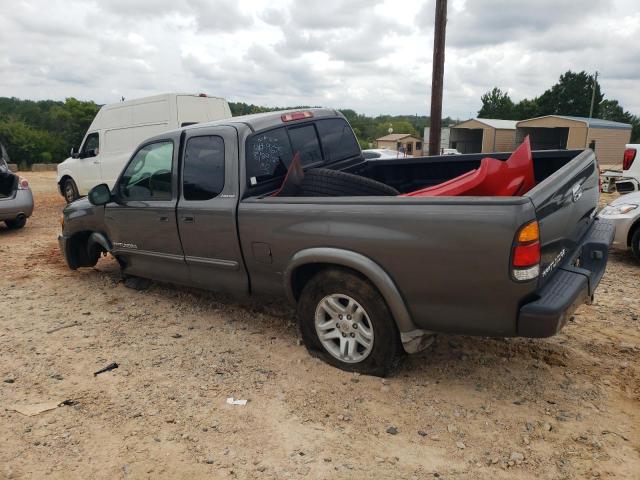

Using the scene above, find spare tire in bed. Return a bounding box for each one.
[301,168,400,197]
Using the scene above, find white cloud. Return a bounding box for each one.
[0,0,638,119]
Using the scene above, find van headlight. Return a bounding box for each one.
[601,204,638,215]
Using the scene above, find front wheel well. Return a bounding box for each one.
[58,175,73,194]
[58,174,73,186]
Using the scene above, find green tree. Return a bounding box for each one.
[374,121,418,139]
[598,99,633,123]
[513,98,539,120]
[536,71,602,117]
[478,87,516,119]
[0,97,99,166]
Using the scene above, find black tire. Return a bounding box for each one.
[631,227,640,263]
[66,234,101,269]
[63,178,79,203]
[297,268,405,377]
[301,168,399,197]
[5,217,26,229]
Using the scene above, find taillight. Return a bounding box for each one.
[281,111,314,122]
[18,178,29,190]
[623,148,636,170]
[512,221,540,281]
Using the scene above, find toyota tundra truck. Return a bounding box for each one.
[58,109,614,376]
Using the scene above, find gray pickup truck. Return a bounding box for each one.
[59,108,614,376]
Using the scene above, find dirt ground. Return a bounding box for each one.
[1,172,639,480]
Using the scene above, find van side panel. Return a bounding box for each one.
[176,96,232,126]
[101,104,134,130]
[132,98,170,125]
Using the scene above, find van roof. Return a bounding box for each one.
[100,93,227,110]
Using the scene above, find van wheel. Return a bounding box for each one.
[631,228,640,263]
[63,178,79,203]
[297,268,404,377]
[5,217,26,229]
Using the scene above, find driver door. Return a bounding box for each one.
[104,133,188,284]
[75,132,102,193]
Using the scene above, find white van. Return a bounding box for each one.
[57,93,232,202]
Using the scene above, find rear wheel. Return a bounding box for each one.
[297,268,404,376]
[5,217,26,229]
[631,228,640,263]
[63,178,79,203]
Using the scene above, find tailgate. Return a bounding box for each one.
[526,150,599,286]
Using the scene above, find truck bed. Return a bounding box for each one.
[241,148,601,336]
[349,149,581,195]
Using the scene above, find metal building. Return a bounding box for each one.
[449,118,517,154]
[516,115,632,166]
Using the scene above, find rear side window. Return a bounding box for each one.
[246,127,293,185]
[316,119,360,163]
[288,124,322,167]
[183,136,225,201]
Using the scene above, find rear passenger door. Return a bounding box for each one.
[177,127,248,294]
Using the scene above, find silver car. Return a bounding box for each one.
[362,148,413,160]
[598,191,640,261]
[0,146,34,229]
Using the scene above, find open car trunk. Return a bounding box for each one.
[0,144,16,199]
[0,168,17,200]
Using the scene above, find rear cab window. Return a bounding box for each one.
[315,118,361,163]
[245,117,359,189]
[246,127,293,186]
[288,124,323,167]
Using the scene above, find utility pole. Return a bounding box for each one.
[428,0,447,156]
[589,71,599,119]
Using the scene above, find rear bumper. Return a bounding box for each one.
[0,189,34,221]
[517,218,614,338]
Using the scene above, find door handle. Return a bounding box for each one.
[182,216,195,223]
[158,216,169,222]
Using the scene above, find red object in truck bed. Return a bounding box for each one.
[401,137,535,197]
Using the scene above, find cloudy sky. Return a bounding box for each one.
[1,0,639,118]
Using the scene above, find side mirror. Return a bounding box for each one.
[88,184,112,206]
[70,147,79,159]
